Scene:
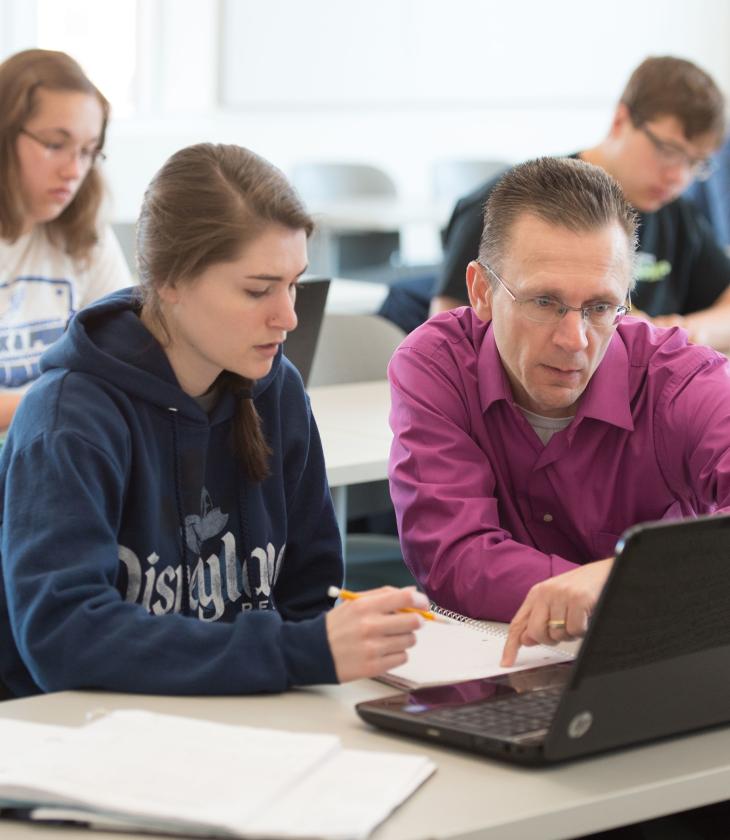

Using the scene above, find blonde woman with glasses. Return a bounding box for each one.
[0,49,130,430]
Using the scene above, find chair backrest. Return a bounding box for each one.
[432,159,509,204]
[291,163,397,203]
[111,221,137,277]
[308,313,406,387]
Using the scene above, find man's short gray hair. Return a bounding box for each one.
[479,157,639,289]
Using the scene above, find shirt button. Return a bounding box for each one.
[543,513,553,523]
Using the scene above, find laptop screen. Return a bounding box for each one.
[283,277,330,386]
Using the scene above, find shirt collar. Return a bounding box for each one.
[478,324,514,411]
[478,323,634,432]
[575,331,634,431]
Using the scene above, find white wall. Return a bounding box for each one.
[3,0,730,236]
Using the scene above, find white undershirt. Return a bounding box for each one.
[516,405,574,445]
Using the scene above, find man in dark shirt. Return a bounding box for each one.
[431,57,730,350]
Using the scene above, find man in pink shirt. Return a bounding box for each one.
[388,157,730,666]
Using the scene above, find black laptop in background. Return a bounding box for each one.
[283,277,330,386]
[357,514,730,765]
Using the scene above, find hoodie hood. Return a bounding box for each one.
[41,287,282,419]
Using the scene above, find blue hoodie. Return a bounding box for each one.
[0,289,342,696]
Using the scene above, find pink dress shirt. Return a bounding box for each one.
[388,308,730,621]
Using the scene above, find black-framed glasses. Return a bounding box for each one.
[19,127,106,166]
[479,261,631,328]
[639,124,714,181]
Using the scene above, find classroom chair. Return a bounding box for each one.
[291,162,401,279]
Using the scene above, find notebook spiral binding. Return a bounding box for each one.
[429,604,507,637]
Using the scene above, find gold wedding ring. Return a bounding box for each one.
[547,619,567,629]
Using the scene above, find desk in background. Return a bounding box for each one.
[309,380,391,550]
[307,196,450,277]
[2,676,730,840]
[325,277,389,315]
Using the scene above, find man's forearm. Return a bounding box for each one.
[640,293,730,352]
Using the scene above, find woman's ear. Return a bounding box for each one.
[466,261,493,322]
[158,281,180,305]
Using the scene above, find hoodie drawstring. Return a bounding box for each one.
[168,407,191,616]
[235,463,275,613]
[236,478,257,609]
[236,475,276,611]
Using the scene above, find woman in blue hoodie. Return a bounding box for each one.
[0,143,425,697]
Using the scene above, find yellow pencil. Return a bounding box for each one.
[327,586,442,621]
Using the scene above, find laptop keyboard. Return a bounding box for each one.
[422,685,563,738]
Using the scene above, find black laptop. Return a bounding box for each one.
[283,276,330,386]
[357,514,730,765]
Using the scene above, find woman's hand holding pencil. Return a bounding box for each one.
[325,585,431,683]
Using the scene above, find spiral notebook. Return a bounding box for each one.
[380,605,575,690]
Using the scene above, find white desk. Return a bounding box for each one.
[1,680,730,840]
[326,278,389,315]
[309,381,392,547]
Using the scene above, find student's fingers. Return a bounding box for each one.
[342,601,426,635]
[326,594,424,682]
[361,611,423,638]
[373,586,430,613]
[360,632,421,678]
[329,603,422,643]
[374,650,410,674]
[376,630,419,657]
[344,585,429,614]
[344,628,419,671]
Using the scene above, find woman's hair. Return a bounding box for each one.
[137,143,314,482]
[0,48,109,259]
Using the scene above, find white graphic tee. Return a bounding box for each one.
[0,225,131,390]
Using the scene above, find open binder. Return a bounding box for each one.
[0,709,434,839]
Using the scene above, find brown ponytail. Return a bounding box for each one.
[217,371,271,483]
[136,143,313,481]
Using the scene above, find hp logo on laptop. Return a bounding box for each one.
[568,711,593,739]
